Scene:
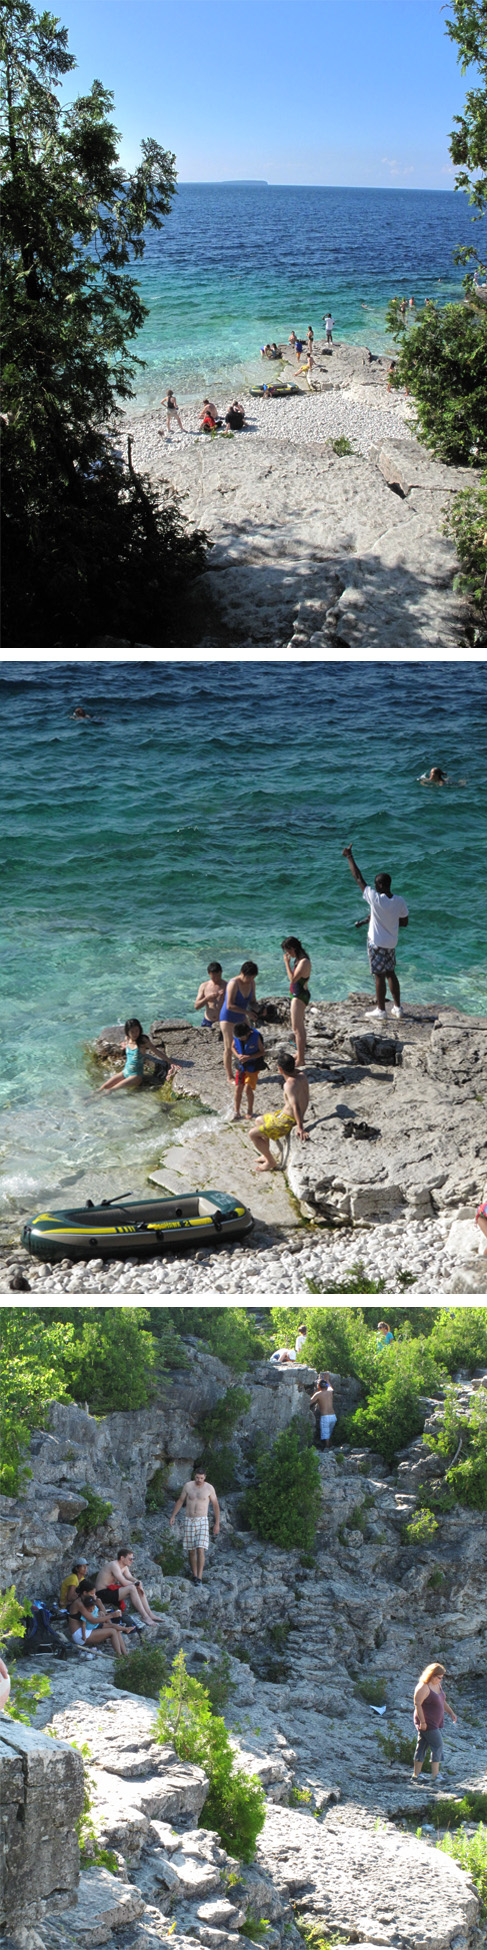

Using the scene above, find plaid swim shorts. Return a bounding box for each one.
[184,1514,210,1551]
[368,944,396,975]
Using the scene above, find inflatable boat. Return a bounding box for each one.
[249,382,301,397]
[22,1191,254,1263]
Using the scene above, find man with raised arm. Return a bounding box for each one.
[342,844,408,1021]
[170,1465,220,1585]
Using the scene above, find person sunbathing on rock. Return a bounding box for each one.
[96,1548,160,1624]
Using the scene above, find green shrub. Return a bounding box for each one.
[154,1650,265,1860]
[426,1385,487,1511]
[427,1307,487,1375]
[415,1790,487,1832]
[347,1503,368,1533]
[443,472,487,639]
[386,300,487,464]
[169,1309,264,1373]
[377,1724,417,1767]
[0,1306,161,1493]
[307,1263,386,1294]
[154,1536,186,1578]
[242,1419,321,1551]
[113,1643,169,1698]
[202,1650,234,1714]
[145,1465,169,1512]
[201,1444,239,1496]
[331,436,353,456]
[355,1675,386,1705]
[198,1387,251,1445]
[347,1335,442,1466]
[427,1569,445,1590]
[76,1486,112,1535]
[403,1509,439,1546]
[0,1586,51,1725]
[439,1824,487,1915]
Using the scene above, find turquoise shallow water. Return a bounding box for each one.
[1,660,485,1218]
[131,183,487,406]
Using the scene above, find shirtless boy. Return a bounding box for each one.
[169,1467,220,1584]
[96,1548,160,1624]
[310,1373,337,1449]
[249,1052,309,1171]
[194,962,226,1027]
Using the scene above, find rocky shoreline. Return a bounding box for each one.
[124,342,475,648]
[4,996,487,1297]
[2,1352,486,1949]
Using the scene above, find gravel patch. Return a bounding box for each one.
[6,1214,456,1296]
[129,386,414,476]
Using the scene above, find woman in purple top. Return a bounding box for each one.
[412,1661,457,1784]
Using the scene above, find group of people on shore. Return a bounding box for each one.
[160,392,246,436]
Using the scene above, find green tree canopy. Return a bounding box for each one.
[446,0,487,225]
[0,0,206,643]
[0,1306,158,1493]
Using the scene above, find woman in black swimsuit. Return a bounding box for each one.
[281,936,311,1069]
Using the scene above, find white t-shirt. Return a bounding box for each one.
[295,1334,307,1353]
[363,885,408,948]
[269,1348,297,1365]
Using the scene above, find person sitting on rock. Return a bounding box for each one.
[59,1559,88,1609]
[310,1373,337,1449]
[97,1019,178,1093]
[475,1190,487,1255]
[96,1548,160,1624]
[249,1051,309,1171]
[225,401,246,430]
[68,1578,131,1656]
[342,844,408,1022]
[269,1345,297,1364]
[169,1466,220,1585]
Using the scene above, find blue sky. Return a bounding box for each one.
[57,0,468,188]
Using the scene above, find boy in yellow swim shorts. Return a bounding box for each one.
[249,1052,309,1172]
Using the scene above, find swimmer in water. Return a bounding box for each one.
[420,766,448,784]
[72,707,92,720]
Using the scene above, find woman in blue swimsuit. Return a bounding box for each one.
[219,961,258,1084]
[98,1018,174,1094]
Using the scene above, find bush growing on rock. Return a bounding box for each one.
[114,1643,169,1698]
[76,1486,113,1535]
[439,1823,487,1915]
[169,1309,265,1373]
[154,1649,265,1860]
[242,1418,321,1551]
[443,470,487,641]
[0,1586,51,1723]
[427,1306,487,1374]
[425,1384,487,1511]
[386,300,487,464]
[1,1306,162,1490]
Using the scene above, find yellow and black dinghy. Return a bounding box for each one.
[22,1191,254,1263]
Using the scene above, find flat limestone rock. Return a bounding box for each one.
[257,1804,479,1949]
[50,1867,143,1946]
[150,1119,297,1232]
[377,438,474,497]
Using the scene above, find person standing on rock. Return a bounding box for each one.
[342,846,408,1021]
[96,1548,160,1625]
[310,1373,337,1449]
[412,1662,457,1785]
[194,962,226,1028]
[281,936,311,1068]
[324,312,334,344]
[219,961,259,1084]
[475,1190,487,1254]
[169,1466,220,1585]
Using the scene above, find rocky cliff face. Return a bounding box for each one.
[2,1349,486,1950]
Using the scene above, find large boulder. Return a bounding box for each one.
[0,1718,83,1928]
[257,1802,480,1950]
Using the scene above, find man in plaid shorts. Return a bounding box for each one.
[170,1465,220,1585]
[343,845,408,1020]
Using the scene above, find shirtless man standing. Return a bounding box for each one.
[310,1374,337,1449]
[96,1547,160,1624]
[169,1466,220,1584]
[249,1051,309,1171]
[194,962,226,1028]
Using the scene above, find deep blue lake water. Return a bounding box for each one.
[131,182,487,404]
